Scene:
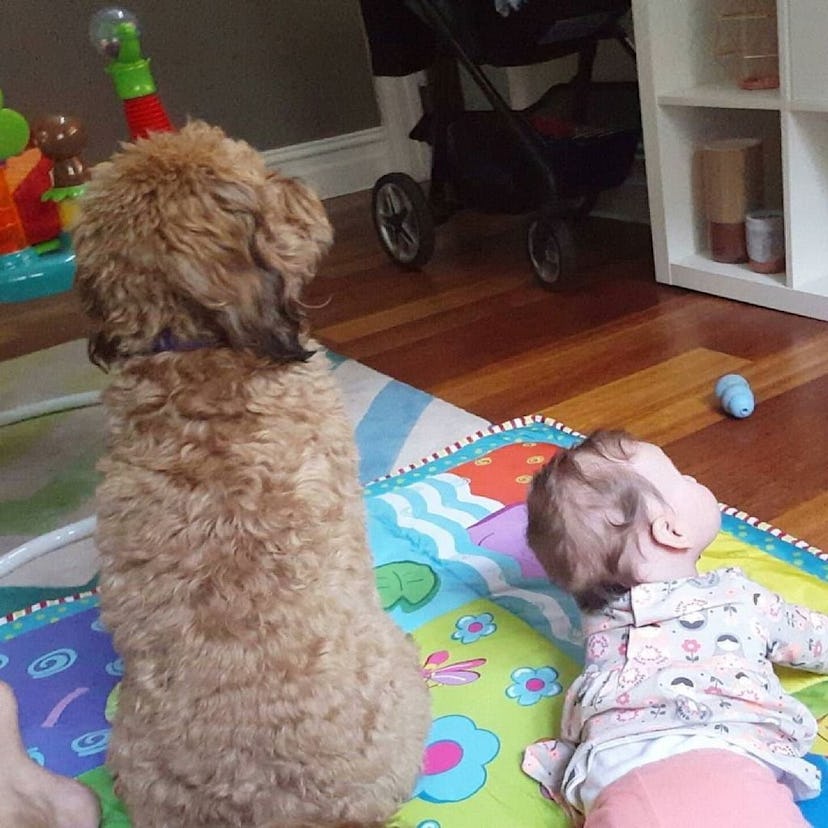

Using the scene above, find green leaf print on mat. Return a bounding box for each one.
[375,562,440,612]
[78,767,131,827]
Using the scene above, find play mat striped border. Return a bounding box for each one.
[2,588,99,628]
[371,414,585,481]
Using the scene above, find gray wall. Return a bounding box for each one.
[1,0,380,163]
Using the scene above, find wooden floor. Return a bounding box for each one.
[3,191,828,549]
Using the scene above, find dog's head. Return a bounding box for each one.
[73,120,333,369]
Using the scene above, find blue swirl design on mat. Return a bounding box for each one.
[28,648,77,679]
[105,658,124,677]
[71,729,110,757]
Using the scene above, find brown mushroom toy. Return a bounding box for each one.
[30,114,90,229]
[30,114,90,189]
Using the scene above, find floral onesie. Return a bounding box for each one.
[523,567,828,816]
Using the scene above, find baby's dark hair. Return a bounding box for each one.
[526,429,666,611]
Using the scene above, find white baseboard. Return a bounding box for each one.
[262,127,393,200]
[262,74,429,202]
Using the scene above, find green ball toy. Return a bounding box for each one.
[0,90,31,160]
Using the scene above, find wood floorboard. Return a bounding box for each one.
[539,348,752,442]
[666,374,828,538]
[3,189,828,550]
[342,260,667,387]
[436,298,828,420]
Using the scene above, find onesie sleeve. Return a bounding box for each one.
[751,580,828,673]
[522,738,576,801]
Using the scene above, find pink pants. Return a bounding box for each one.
[585,749,811,828]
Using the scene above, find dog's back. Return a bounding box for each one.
[96,349,431,826]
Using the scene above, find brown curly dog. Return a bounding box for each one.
[73,121,431,828]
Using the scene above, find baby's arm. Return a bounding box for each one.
[752,582,828,673]
[522,739,582,824]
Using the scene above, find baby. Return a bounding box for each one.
[523,429,826,828]
[0,680,100,827]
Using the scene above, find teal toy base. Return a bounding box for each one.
[0,234,76,302]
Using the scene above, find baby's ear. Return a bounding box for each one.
[650,513,691,551]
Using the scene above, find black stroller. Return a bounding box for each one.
[359,0,640,288]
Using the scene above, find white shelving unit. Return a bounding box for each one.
[632,0,828,320]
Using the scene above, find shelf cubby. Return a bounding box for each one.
[657,105,783,269]
[634,0,828,320]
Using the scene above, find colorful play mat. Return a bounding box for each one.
[2,416,828,826]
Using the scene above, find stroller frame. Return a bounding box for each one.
[366,0,638,287]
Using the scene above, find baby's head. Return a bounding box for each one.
[526,430,721,610]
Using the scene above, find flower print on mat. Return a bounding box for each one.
[414,715,500,803]
[506,666,562,706]
[451,612,496,644]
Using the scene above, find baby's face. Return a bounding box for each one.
[628,442,722,557]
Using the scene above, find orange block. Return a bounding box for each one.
[0,170,27,254]
[5,148,42,192]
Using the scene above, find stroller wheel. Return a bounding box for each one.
[527,217,576,289]
[372,173,435,269]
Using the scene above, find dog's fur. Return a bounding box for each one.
[73,121,431,827]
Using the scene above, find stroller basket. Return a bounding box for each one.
[412,81,641,214]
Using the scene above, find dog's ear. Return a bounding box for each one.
[73,248,121,370]
[246,174,333,360]
[166,175,330,362]
[169,252,313,363]
[75,242,184,369]
[258,173,334,282]
[76,280,115,371]
[86,331,120,371]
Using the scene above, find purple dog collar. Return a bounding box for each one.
[151,329,214,354]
